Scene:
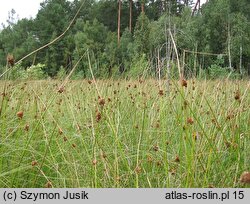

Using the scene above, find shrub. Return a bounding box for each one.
[26,63,48,80]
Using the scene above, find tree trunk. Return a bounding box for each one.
[192,0,200,16]
[228,22,232,70]
[239,45,242,74]
[129,0,133,33]
[118,0,122,45]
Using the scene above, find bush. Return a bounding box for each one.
[26,63,48,80]
[8,63,47,80]
[8,64,28,80]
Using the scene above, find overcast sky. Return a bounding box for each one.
[0,0,207,26]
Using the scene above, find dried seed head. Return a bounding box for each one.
[225,141,231,148]
[7,54,15,67]
[174,156,180,162]
[147,155,153,163]
[87,80,92,84]
[180,78,187,87]
[158,89,164,96]
[240,172,250,184]
[31,161,38,166]
[45,181,52,188]
[187,117,194,125]
[135,166,142,174]
[183,100,188,108]
[58,128,63,135]
[17,111,24,119]
[63,136,68,142]
[24,124,29,131]
[72,143,76,148]
[170,168,176,175]
[98,98,105,106]
[92,159,97,165]
[234,90,240,101]
[156,161,162,166]
[226,113,234,120]
[58,86,65,93]
[96,112,101,122]
[153,144,159,152]
[155,122,160,128]
[101,152,107,159]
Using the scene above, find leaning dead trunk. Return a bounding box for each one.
[118,0,122,44]
[129,0,133,32]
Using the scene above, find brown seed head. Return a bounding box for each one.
[98,98,105,106]
[96,112,101,122]
[147,155,153,163]
[153,144,159,152]
[174,156,180,162]
[170,168,176,175]
[240,172,250,184]
[187,117,194,125]
[72,143,76,148]
[101,152,107,159]
[158,89,164,96]
[180,78,187,87]
[156,161,162,166]
[31,161,38,166]
[92,159,97,165]
[45,181,52,188]
[58,86,65,93]
[135,166,142,174]
[234,90,240,101]
[7,54,15,67]
[17,111,24,119]
[58,128,63,135]
[24,124,29,131]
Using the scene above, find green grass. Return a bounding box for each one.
[0,79,249,188]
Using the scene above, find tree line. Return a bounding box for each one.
[0,0,250,79]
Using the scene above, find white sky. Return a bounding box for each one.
[0,0,44,26]
[0,0,207,26]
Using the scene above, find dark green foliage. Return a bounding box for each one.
[0,0,250,78]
